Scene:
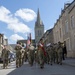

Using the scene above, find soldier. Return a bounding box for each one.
[52,45,56,63]
[27,44,34,66]
[53,43,57,63]
[37,45,45,69]
[1,45,9,69]
[15,42,22,68]
[49,45,54,65]
[34,48,38,63]
[21,48,25,65]
[57,42,63,65]
[46,46,50,64]
[25,48,28,62]
[62,42,67,60]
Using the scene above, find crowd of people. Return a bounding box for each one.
[1,40,67,69]
[14,40,67,69]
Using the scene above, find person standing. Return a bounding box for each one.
[27,44,34,66]
[1,45,9,69]
[62,42,67,60]
[15,42,22,68]
[49,45,54,65]
[58,42,63,65]
[37,45,45,69]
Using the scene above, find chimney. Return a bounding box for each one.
[64,2,70,9]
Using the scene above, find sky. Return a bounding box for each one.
[0,0,73,44]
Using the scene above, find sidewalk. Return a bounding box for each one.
[0,61,16,69]
[62,58,75,67]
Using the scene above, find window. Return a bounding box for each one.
[60,28,61,38]
[71,15,74,28]
[65,21,68,33]
[66,39,71,51]
[74,35,75,49]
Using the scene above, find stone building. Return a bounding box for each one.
[0,34,10,57]
[53,0,75,57]
[4,39,8,46]
[0,33,4,57]
[34,9,44,45]
[41,28,54,47]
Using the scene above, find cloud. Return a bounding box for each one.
[7,23,31,33]
[15,8,36,22]
[0,6,31,33]
[10,34,24,41]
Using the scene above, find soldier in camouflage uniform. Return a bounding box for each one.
[54,43,59,64]
[46,46,50,64]
[27,44,34,66]
[21,48,25,65]
[15,42,22,68]
[52,44,56,63]
[37,45,45,69]
[57,42,63,65]
[24,48,28,62]
[49,45,54,65]
[1,45,9,69]
[34,48,38,63]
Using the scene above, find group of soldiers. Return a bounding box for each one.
[14,41,67,69]
[14,41,46,69]
[46,41,67,65]
[1,40,67,69]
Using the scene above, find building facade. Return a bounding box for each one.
[34,9,44,45]
[0,33,9,57]
[0,33,4,57]
[41,28,54,47]
[53,0,75,57]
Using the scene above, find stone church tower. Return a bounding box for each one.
[34,9,44,45]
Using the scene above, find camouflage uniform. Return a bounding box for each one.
[1,47,9,69]
[15,44,22,68]
[34,49,38,63]
[53,46,56,63]
[54,44,59,64]
[37,46,44,69]
[24,48,27,62]
[49,45,54,65]
[46,47,50,64]
[21,48,25,65]
[27,45,34,66]
[57,42,63,65]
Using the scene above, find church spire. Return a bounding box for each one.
[37,8,40,22]
[36,8,42,25]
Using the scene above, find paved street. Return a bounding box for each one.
[0,61,16,75]
[0,59,75,75]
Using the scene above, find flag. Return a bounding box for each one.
[26,33,31,48]
[39,43,43,47]
[39,42,46,56]
[27,36,30,47]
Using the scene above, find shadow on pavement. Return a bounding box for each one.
[7,63,47,75]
